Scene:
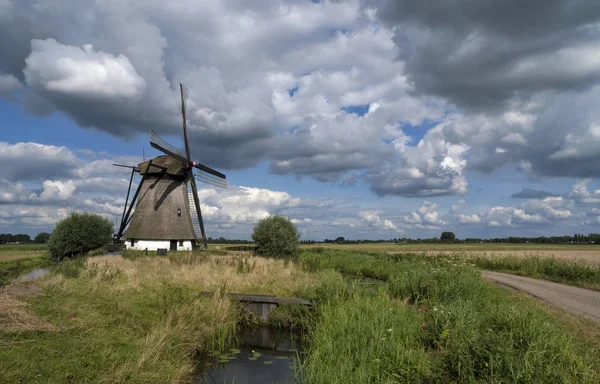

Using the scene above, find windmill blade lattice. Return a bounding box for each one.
[186,182,203,238]
[195,172,228,189]
[180,84,189,112]
[150,129,186,160]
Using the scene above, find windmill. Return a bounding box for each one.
[113,84,227,251]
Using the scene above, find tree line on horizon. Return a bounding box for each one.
[315,233,600,244]
[0,232,51,244]
[3,231,600,246]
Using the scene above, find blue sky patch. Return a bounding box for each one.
[341,104,370,116]
[401,120,439,145]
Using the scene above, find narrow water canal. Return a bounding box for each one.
[17,268,51,280]
[195,327,304,384]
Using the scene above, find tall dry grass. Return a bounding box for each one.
[0,290,56,333]
[393,249,600,267]
[1,253,324,383]
[106,292,238,383]
[85,254,319,296]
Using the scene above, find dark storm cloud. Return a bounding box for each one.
[439,85,600,178]
[373,0,600,108]
[367,168,466,198]
[511,188,559,199]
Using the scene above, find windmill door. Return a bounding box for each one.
[170,240,177,251]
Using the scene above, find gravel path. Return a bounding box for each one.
[481,271,600,323]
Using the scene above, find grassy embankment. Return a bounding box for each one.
[3,247,600,383]
[0,244,50,287]
[299,249,600,383]
[303,242,600,253]
[0,252,331,383]
[469,254,600,290]
[307,242,600,290]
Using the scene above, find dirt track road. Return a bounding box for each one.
[482,271,600,323]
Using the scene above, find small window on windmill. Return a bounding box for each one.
[130,239,135,246]
[179,240,183,247]
[177,208,181,217]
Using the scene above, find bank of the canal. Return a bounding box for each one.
[0,254,326,383]
[0,255,51,286]
[297,249,600,383]
[3,250,600,383]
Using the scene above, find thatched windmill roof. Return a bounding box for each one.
[123,157,198,240]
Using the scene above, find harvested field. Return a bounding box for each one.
[0,250,46,262]
[402,249,600,266]
[0,281,54,333]
[302,243,600,266]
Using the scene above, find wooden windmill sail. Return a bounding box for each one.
[114,84,227,250]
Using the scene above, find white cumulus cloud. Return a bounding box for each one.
[403,201,447,228]
[40,180,76,202]
[24,39,145,100]
[359,210,401,231]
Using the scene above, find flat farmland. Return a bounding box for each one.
[0,245,49,287]
[0,245,47,262]
[303,243,600,266]
[423,248,600,266]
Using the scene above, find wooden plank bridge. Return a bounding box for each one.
[202,292,312,321]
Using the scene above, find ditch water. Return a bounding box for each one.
[195,327,304,384]
[17,268,51,280]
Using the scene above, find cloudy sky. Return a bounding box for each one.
[2,0,600,240]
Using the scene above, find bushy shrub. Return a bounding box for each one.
[251,215,299,258]
[440,231,456,241]
[34,232,51,243]
[54,257,86,278]
[48,212,113,260]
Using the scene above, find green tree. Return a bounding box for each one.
[251,215,300,258]
[440,231,456,241]
[34,232,51,243]
[14,234,31,243]
[48,212,113,260]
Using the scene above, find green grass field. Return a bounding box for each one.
[2,245,600,382]
[0,250,47,263]
[0,244,47,262]
[299,249,600,383]
[0,245,50,286]
[0,243,48,251]
[303,242,600,252]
